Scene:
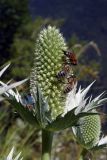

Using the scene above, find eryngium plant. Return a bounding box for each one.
[30,25,67,119]
[2,26,107,160]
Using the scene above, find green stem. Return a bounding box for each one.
[79,149,87,160]
[79,148,92,160]
[41,129,53,160]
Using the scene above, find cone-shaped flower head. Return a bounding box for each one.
[73,113,101,149]
[30,26,69,118]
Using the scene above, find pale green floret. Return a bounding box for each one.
[74,113,101,149]
[30,26,67,119]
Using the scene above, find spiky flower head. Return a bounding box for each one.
[30,26,69,118]
[73,113,101,149]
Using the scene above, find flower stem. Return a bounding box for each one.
[79,149,87,160]
[79,148,92,160]
[41,129,53,160]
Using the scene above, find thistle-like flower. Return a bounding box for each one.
[68,82,107,149]
[30,26,68,119]
[6,147,23,160]
[72,115,107,150]
[2,26,107,132]
[73,114,101,149]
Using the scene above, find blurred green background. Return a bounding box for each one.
[0,0,107,159]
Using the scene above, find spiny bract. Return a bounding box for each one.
[30,26,68,119]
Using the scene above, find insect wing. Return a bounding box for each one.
[63,50,78,65]
[69,53,78,65]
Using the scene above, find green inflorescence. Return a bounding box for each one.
[74,113,101,149]
[30,26,68,119]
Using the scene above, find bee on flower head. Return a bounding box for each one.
[56,64,70,79]
[63,84,73,94]
[67,73,77,84]
[63,50,78,65]
[64,74,77,94]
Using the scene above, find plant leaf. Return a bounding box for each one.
[91,144,107,151]
[9,98,40,128]
[46,109,98,131]
[32,85,49,128]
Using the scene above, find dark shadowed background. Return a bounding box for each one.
[29,0,107,87]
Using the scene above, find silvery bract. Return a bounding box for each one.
[0,64,28,98]
[6,147,23,160]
